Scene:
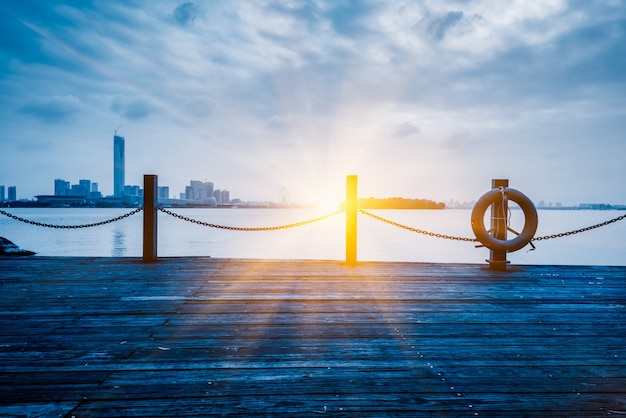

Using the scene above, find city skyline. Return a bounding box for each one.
[3,172,625,209]
[0,123,623,207]
[0,130,238,205]
[1,2,625,207]
[0,119,622,208]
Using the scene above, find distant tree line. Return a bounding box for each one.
[342,197,445,210]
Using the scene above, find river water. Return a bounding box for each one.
[1,208,624,266]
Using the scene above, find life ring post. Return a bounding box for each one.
[489,179,509,271]
[471,180,538,271]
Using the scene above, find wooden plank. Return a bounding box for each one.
[1,257,625,417]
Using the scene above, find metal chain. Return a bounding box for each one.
[533,212,626,241]
[4,204,622,240]
[0,207,143,229]
[157,207,344,231]
[359,209,477,242]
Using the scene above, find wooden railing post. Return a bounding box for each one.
[143,174,158,262]
[489,178,508,271]
[346,175,357,265]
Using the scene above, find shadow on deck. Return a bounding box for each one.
[1,257,625,417]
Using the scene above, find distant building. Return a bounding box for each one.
[113,134,125,197]
[158,186,169,199]
[579,203,613,210]
[180,180,217,206]
[214,189,230,205]
[7,186,16,202]
[123,185,142,197]
[54,178,102,200]
[89,183,102,199]
[55,179,70,196]
[70,184,84,196]
[79,179,91,196]
[185,180,214,200]
[0,185,4,202]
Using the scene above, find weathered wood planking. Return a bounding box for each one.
[0,257,625,417]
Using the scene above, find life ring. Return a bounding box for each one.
[471,187,538,252]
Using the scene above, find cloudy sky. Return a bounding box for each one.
[1,0,625,206]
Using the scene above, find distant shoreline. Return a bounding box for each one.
[2,202,625,211]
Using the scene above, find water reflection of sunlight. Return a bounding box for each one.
[263,211,344,261]
[112,228,127,257]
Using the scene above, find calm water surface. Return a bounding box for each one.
[1,208,624,266]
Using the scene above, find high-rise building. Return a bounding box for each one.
[214,189,230,204]
[79,179,91,196]
[113,134,125,197]
[70,184,84,196]
[123,185,141,197]
[186,181,213,200]
[54,179,70,196]
[7,186,16,202]
[89,182,102,199]
[0,185,4,202]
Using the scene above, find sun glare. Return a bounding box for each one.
[318,197,342,211]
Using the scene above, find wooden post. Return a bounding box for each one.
[346,175,358,265]
[143,174,158,263]
[489,179,508,271]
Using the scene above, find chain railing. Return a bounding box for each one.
[360,208,626,243]
[157,207,343,231]
[3,173,625,266]
[533,212,626,241]
[359,209,477,242]
[3,205,622,241]
[0,207,142,229]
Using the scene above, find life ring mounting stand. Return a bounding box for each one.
[471,187,538,253]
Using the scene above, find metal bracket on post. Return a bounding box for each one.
[143,174,158,263]
[346,175,357,265]
[489,179,509,271]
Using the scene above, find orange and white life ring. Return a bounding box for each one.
[471,187,538,252]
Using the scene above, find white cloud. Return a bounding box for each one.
[1,0,625,204]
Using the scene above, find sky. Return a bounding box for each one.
[1,0,625,206]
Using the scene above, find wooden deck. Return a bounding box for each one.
[1,257,625,417]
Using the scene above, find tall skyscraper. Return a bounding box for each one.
[0,185,5,202]
[113,134,125,197]
[7,186,16,202]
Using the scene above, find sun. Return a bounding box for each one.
[318,198,342,211]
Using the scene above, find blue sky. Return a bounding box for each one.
[1,0,625,206]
